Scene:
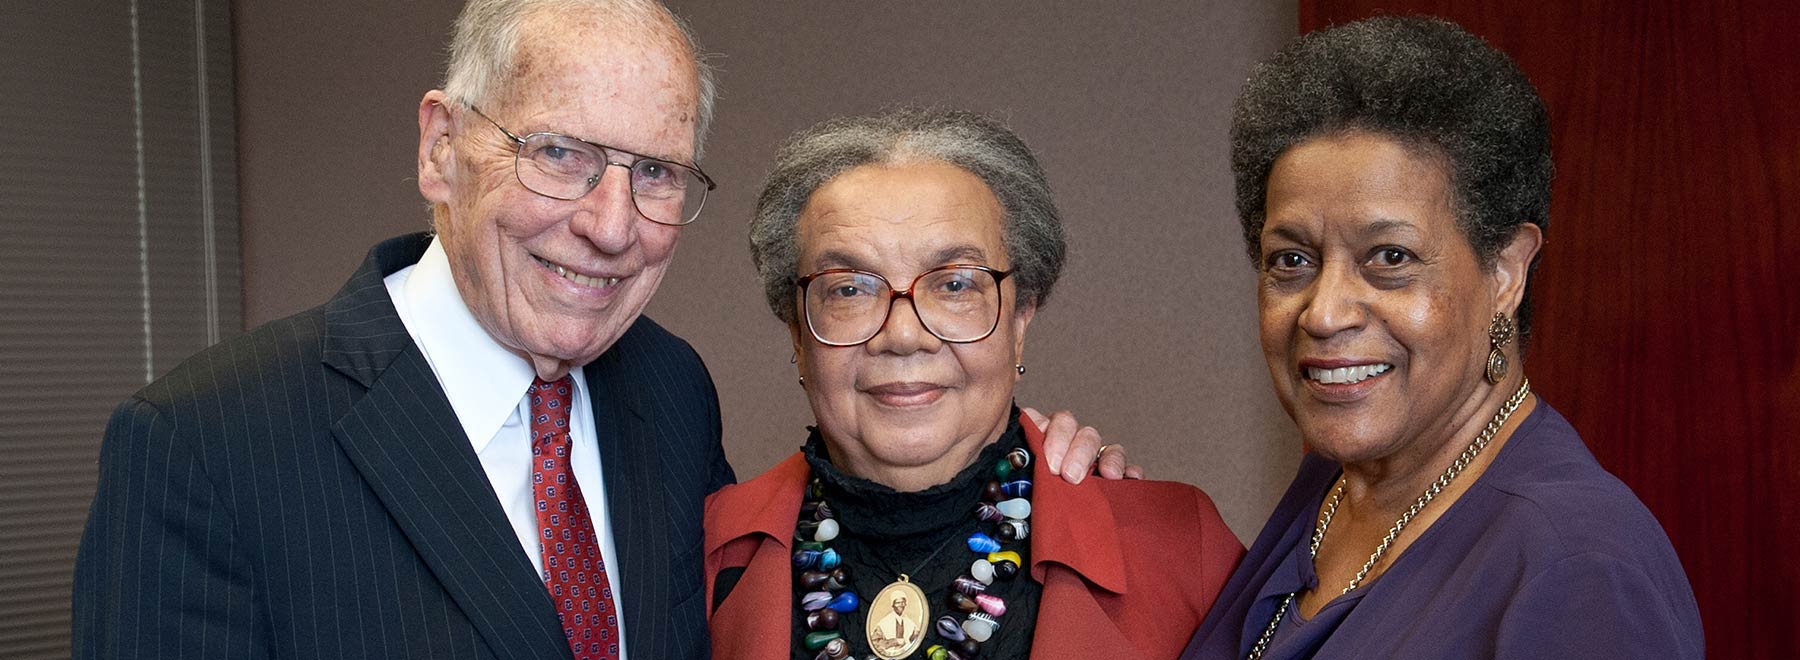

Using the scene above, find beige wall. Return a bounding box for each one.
[233,0,1299,541]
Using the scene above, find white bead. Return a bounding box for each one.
[971,559,995,585]
[962,614,998,643]
[997,497,1031,520]
[814,518,840,542]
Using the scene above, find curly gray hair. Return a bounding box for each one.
[748,108,1067,325]
[1232,16,1553,342]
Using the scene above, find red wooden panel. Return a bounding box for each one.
[1297,3,1800,657]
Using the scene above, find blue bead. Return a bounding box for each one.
[826,591,860,612]
[1001,480,1032,499]
[818,548,841,570]
[792,549,822,569]
[966,532,1001,553]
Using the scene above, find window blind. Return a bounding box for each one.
[0,1,239,658]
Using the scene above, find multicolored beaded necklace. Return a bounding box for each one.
[793,446,1034,660]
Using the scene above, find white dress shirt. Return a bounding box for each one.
[384,238,628,658]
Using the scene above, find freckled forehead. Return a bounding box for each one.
[498,9,700,160]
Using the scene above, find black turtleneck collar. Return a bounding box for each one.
[800,407,1025,543]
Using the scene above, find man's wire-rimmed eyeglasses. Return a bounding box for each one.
[468,105,715,226]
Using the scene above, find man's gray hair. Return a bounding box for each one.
[441,0,717,158]
[749,108,1067,325]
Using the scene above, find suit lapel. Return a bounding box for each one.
[585,357,673,658]
[323,234,570,660]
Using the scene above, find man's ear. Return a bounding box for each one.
[418,90,456,204]
[1491,222,1544,316]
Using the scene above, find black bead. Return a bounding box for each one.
[998,519,1029,543]
[993,560,1020,581]
[826,567,849,590]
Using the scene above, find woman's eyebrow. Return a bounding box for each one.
[1360,219,1423,240]
[812,249,867,270]
[1264,223,1314,246]
[931,245,989,265]
[812,245,991,271]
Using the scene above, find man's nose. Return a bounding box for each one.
[568,163,640,253]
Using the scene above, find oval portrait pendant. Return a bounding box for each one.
[866,575,929,659]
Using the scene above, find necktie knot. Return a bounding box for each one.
[530,376,575,445]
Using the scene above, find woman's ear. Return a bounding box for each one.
[417,90,457,204]
[1010,301,1037,379]
[789,318,809,381]
[1492,223,1544,315]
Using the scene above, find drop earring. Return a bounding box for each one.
[1485,313,1515,385]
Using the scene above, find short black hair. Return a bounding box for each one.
[1231,16,1553,342]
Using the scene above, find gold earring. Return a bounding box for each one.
[1485,313,1515,385]
[1015,364,1026,376]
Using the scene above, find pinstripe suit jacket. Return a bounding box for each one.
[73,233,735,660]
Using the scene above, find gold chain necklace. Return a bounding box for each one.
[1245,378,1531,660]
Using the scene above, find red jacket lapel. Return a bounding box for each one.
[704,453,809,660]
[1022,417,1150,660]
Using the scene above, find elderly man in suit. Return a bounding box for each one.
[72,2,1123,659]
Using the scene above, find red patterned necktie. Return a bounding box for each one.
[529,376,621,660]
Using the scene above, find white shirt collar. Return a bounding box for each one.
[384,237,538,453]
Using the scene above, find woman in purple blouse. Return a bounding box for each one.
[1181,16,1703,660]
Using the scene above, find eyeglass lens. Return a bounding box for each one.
[804,267,1003,345]
[514,133,708,225]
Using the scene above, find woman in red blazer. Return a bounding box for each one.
[706,108,1243,660]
